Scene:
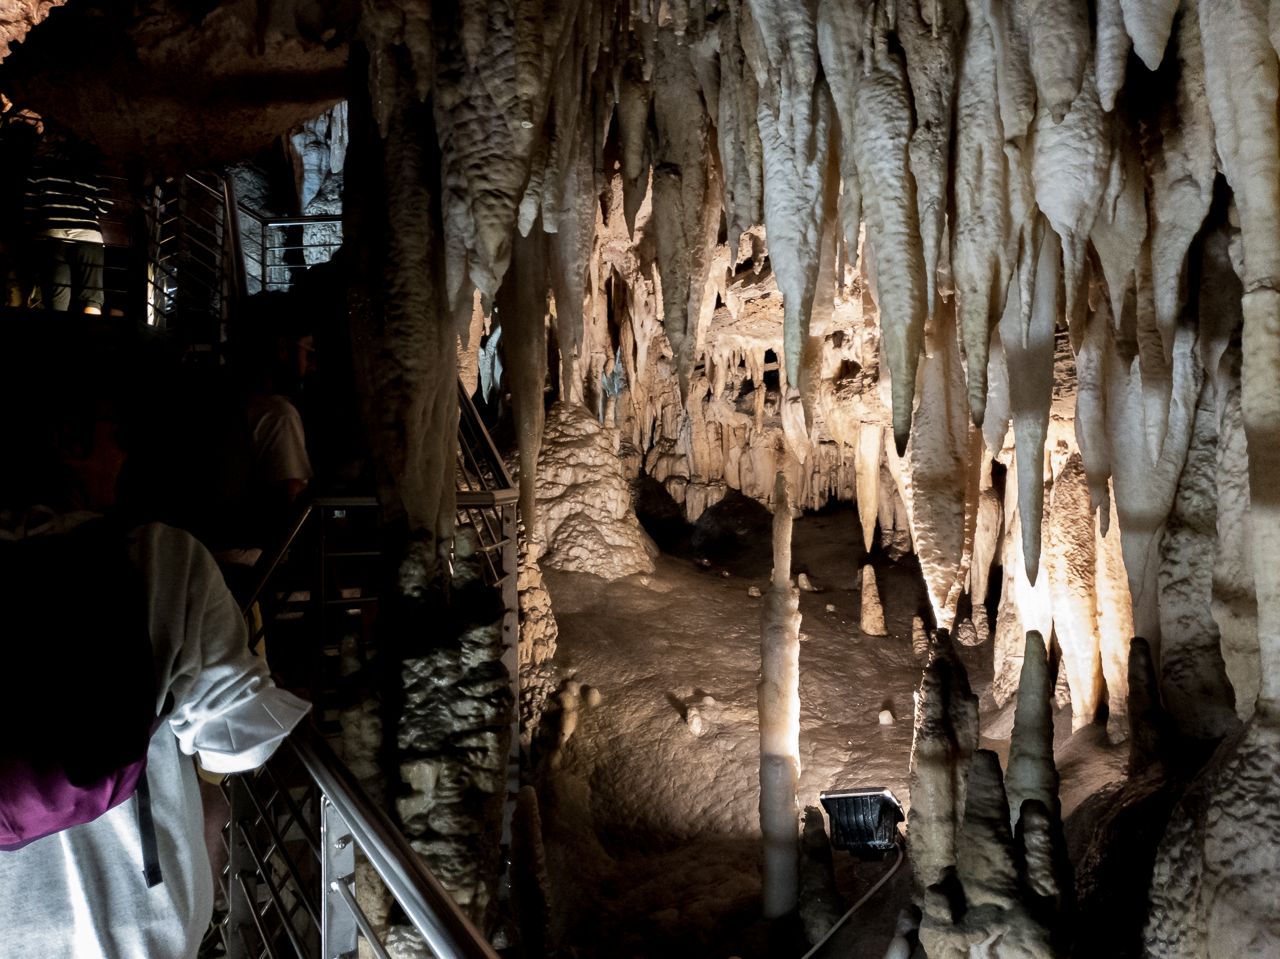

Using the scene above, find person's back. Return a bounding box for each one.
[22,132,111,313]
[0,332,310,959]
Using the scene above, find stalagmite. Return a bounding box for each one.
[955,750,1019,909]
[999,223,1057,585]
[855,421,882,552]
[992,458,1054,706]
[1094,0,1131,111]
[912,616,929,659]
[1214,364,1261,718]
[952,0,1007,425]
[743,0,835,393]
[907,637,979,894]
[1045,454,1103,730]
[970,467,1002,609]
[860,565,888,637]
[759,470,801,918]
[896,0,962,316]
[852,5,927,455]
[1146,6,1215,361]
[1119,0,1179,71]
[1005,631,1058,831]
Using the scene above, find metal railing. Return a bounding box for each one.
[238,210,343,296]
[212,722,500,959]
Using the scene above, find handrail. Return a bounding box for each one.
[221,175,249,303]
[290,724,502,959]
[240,501,315,615]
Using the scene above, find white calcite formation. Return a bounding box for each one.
[759,470,802,918]
[912,631,1068,957]
[16,0,1280,951]
[335,2,1278,952]
[528,402,657,580]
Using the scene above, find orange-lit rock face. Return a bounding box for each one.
[0,0,65,61]
[1,0,352,170]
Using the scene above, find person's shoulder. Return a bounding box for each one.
[127,521,213,565]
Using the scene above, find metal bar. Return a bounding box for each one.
[224,176,249,304]
[240,824,318,956]
[456,490,518,508]
[237,780,323,930]
[226,778,258,959]
[234,869,285,959]
[330,878,394,959]
[259,762,321,857]
[260,216,344,228]
[321,798,358,959]
[242,504,315,616]
[290,726,501,959]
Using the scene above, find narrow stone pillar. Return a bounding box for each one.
[760,469,801,918]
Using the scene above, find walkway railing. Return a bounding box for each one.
[213,722,500,959]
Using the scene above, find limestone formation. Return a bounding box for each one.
[529,402,656,580]
[7,2,1280,954]
[860,565,888,637]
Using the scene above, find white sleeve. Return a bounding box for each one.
[256,398,313,485]
[135,524,311,774]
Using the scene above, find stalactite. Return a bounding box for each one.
[999,221,1057,585]
[1145,5,1215,363]
[952,0,1007,425]
[742,0,835,395]
[651,25,721,400]
[347,25,457,572]
[852,4,927,455]
[1095,0,1131,111]
[896,0,962,318]
[1023,0,1090,124]
[1201,0,1280,711]
[497,223,549,525]
[1119,0,1180,71]
[1032,68,1109,335]
[904,298,973,630]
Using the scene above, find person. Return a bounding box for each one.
[0,101,39,307]
[0,334,311,959]
[22,128,112,313]
[232,293,316,544]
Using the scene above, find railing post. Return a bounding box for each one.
[225,775,256,959]
[321,795,359,959]
[500,501,520,884]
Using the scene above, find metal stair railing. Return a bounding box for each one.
[215,721,500,959]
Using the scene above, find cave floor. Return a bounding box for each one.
[536,505,1126,959]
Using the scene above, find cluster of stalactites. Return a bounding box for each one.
[372,0,1276,721]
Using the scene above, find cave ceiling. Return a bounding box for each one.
[0,0,354,171]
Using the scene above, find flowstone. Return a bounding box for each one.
[529,402,657,580]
